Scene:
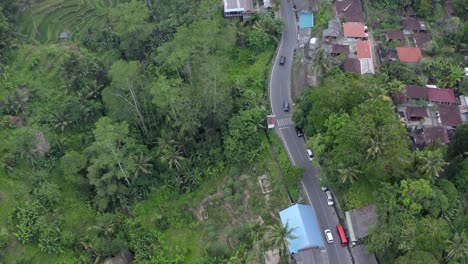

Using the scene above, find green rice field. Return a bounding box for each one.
[17,0,125,43]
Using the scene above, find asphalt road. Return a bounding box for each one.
[270,1,353,263]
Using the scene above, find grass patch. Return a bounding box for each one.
[339,179,376,211]
[268,132,303,202]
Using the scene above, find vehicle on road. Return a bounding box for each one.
[279,56,286,65]
[324,229,334,243]
[321,186,328,191]
[337,225,349,246]
[325,190,334,206]
[283,100,290,112]
[307,149,314,160]
[295,126,304,137]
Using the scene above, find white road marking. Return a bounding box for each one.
[277,117,293,127]
[278,127,296,165]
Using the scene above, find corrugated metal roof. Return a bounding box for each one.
[279,204,324,253]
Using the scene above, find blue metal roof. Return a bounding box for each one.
[299,12,314,29]
[279,203,324,253]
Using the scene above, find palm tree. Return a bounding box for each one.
[385,79,405,97]
[266,221,298,257]
[446,230,468,262]
[160,144,185,170]
[338,164,361,184]
[134,152,152,179]
[420,150,448,178]
[367,137,383,160]
[312,49,330,78]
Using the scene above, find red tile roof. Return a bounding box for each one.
[344,58,361,73]
[386,31,405,41]
[414,32,432,48]
[406,85,428,99]
[438,105,462,126]
[414,127,450,145]
[397,47,422,63]
[357,41,371,59]
[427,88,456,103]
[401,19,422,31]
[406,107,428,118]
[332,44,349,55]
[343,23,367,38]
[335,0,365,23]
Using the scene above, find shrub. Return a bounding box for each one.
[206,242,230,258]
[0,227,8,248]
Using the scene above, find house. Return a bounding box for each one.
[331,44,349,56]
[414,32,432,48]
[279,204,326,264]
[334,0,365,23]
[345,204,377,244]
[343,23,367,40]
[459,95,468,124]
[427,87,457,104]
[402,19,426,33]
[397,46,422,64]
[223,0,253,18]
[323,19,341,43]
[59,32,69,40]
[405,85,428,100]
[413,126,450,146]
[438,104,462,127]
[356,40,371,59]
[356,41,374,74]
[344,58,361,74]
[406,107,429,122]
[386,31,405,43]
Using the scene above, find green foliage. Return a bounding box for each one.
[38,224,64,254]
[10,201,41,244]
[394,250,438,264]
[453,0,468,20]
[421,58,464,88]
[224,107,266,166]
[247,30,273,54]
[110,0,152,59]
[448,124,468,159]
[415,0,433,18]
[129,230,161,262]
[380,61,424,85]
[0,227,8,248]
[85,117,150,211]
[367,180,453,258]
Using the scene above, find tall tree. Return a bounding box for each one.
[110,0,152,59]
[85,117,149,211]
[446,230,468,263]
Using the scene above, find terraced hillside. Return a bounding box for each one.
[17,0,124,43]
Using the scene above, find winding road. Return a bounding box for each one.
[269,1,353,263]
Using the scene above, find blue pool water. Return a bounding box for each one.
[299,12,314,29]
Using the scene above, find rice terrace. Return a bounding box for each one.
[17,0,122,43]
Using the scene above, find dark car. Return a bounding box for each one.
[279,56,286,65]
[295,126,304,137]
[283,100,290,112]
